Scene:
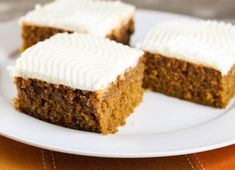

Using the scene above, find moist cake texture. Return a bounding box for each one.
[138,20,235,108]
[11,33,144,134]
[20,0,135,51]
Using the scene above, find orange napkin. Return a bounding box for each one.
[1,135,235,170]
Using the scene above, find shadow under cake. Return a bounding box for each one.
[20,0,135,51]
[11,33,144,134]
[138,20,235,108]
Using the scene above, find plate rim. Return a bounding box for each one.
[1,128,235,158]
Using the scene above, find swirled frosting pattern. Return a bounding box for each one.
[12,33,143,91]
[137,20,235,75]
[20,0,135,37]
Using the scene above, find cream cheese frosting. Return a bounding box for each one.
[11,33,143,91]
[20,0,135,37]
[137,20,235,75]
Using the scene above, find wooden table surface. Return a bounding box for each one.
[0,0,235,23]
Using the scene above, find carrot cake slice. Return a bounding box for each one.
[20,0,135,51]
[137,20,235,108]
[10,33,144,134]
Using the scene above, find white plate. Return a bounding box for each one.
[1,10,235,158]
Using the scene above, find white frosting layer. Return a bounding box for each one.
[11,33,143,91]
[20,0,135,37]
[137,20,235,75]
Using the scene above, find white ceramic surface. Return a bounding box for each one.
[0,10,235,158]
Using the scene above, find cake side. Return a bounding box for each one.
[14,58,144,134]
[106,16,134,45]
[20,16,134,51]
[14,77,102,132]
[223,64,235,105]
[20,23,70,52]
[143,52,234,108]
[97,58,144,134]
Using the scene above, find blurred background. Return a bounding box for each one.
[0,0,235,23]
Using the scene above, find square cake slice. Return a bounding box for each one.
[20,0,135,51]
[11,33,144,134]
[137,20,235,108]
